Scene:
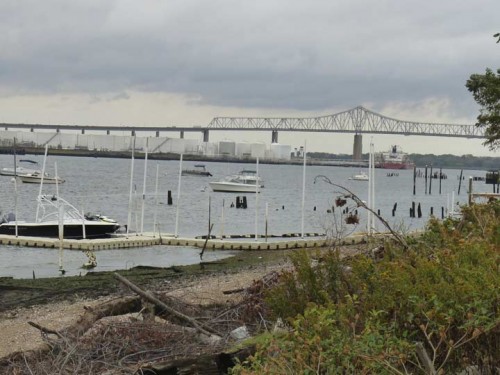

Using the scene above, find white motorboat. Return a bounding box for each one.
[209,170,264,193]
[348,171,369,181]
[0,194,120,239]
[0,166,42,176]
[0,159,42,176]
[17,172,65,184]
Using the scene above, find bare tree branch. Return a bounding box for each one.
[314,175,408,250]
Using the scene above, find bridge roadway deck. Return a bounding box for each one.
[0,232,375,251]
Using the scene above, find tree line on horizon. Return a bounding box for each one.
[307,151,499,170]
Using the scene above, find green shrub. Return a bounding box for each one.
[234,201,500,373]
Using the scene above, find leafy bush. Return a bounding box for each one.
[233,201,500,374]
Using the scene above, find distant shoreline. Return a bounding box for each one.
[0,146,497,170]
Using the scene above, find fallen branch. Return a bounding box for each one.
[28,321,64,339]
[113,272,221,337]
[223,287,246,295]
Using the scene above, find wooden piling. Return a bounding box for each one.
[439,168,442,194]
[429,166,433,195]
[413,166,416,195]
[424,166,428,195]
[458,169,463,195]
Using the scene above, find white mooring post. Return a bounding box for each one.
[265,202,269,242]
[13,137,18,237]
[126,136,136,237]
[174,154,183,238]
[81,199,86,240]
[370,141,375,234]
[301,141,307,238]
[220,199,225,239]
[140,138,149,235]
[58,203,65,274]
[255,157,259,241]
[153,163,159,237]
[35,144,49,222]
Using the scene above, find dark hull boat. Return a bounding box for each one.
[0,195,120,239]
[0,221,119,239]
[181,164,212,177]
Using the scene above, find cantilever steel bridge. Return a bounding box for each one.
[207,106,483,138]
[0,106,483,141]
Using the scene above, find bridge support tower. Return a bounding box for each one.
[271,130,279,143]
[353,134,363,161]
[203,129,209,142]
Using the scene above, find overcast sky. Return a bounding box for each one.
[0,0,499,156]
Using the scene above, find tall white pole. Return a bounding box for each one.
[174,154,183,237]
[265,202,269,242]
[140,138,149,234]
[58,203,64,273]
[54,162,59,198]
[13,138,18,237]
[370,141,376,234]
[301,141,307,238]
[451,191,455,215]
[81,199,86,240]
[153,163,159,237]
[367,145,372,234]
[126,136,136,237]
[35,144,49,222]
[220,199,225,239]
[255,157,259,241]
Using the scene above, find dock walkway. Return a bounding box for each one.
[0,232,373,251]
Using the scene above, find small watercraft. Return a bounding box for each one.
[17,172,65,184]
[0,195,120,239]
[348,171,369,181]
[182,164,212,177]
[209,170,263,193]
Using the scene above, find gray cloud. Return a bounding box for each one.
[0,0,498,119]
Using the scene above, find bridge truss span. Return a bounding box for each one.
[208,106,484,139]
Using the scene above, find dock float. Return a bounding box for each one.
[0,232,373,251]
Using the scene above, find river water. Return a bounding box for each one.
[0,154,491,278]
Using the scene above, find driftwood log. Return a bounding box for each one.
[140,345,256,375]
[113,272,221,337]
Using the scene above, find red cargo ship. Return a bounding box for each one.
[377,145,414,169]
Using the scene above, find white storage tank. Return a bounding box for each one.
[0,130,16,145]
[270,143,292,160]
[251,143,266,158]
[58,133,78,149]
[236,142,252,158]
[200,142,218,156]
[88,135,115,151]
[218,140,236,156]
[76,134,90,150]
[184,139,199,154]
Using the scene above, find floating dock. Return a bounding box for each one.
[0,232,373,251]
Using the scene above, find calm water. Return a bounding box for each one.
[0,154,491,278]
